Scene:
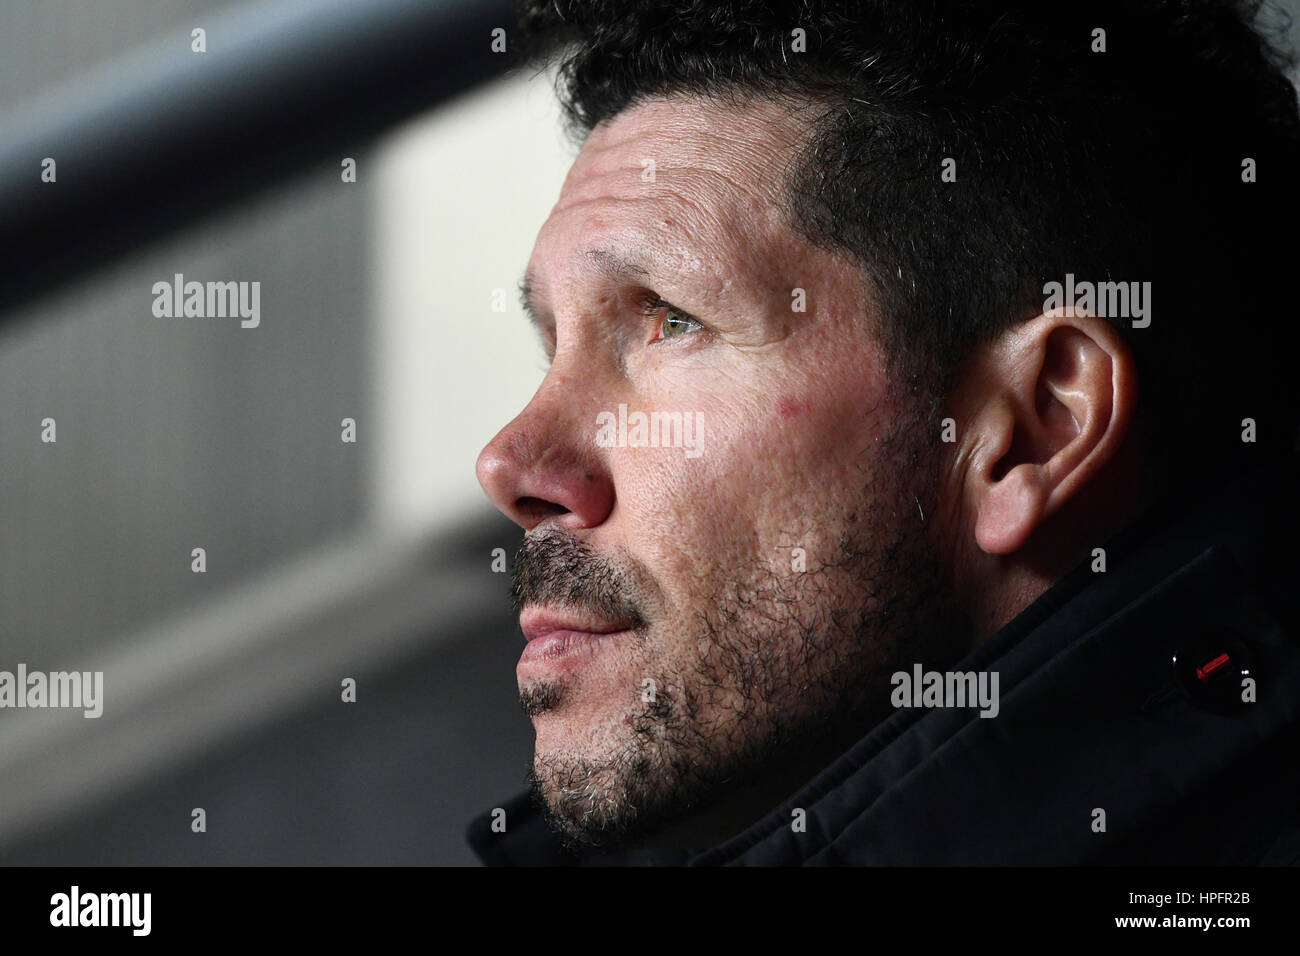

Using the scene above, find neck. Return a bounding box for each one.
[625,703,886,853]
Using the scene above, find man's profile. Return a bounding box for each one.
[468,0,1300,865]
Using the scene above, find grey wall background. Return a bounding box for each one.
[1,0,1297,866]
[0,0,556,865]
[0,171,368,666]
[5,516,530,866]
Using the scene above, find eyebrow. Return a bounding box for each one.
[518,271,538,326]
[518,248,653,335]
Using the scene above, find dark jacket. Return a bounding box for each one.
[468,464,1300,865]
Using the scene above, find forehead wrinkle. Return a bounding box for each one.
[536,103,807,325]
[558,188,742,303]
[573,98,802,203]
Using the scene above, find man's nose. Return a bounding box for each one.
[476,378,616,533]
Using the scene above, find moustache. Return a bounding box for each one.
[510,531,648,630]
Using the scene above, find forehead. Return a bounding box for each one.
[532,96,814,289]
[563,96,803,205]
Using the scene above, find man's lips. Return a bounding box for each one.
[518,607,636,668]
[520,608,633,642]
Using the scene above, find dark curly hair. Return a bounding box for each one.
[516,0,1300,496]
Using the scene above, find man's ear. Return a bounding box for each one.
[957,312,1138,555]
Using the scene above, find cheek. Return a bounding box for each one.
[708,388,870,479]
[611,390,881,597]
[775,396,807,421]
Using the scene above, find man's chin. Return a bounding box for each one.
[526,754,641,851]
[529,715,613,764]
[527,700,640,781]
[522,710,670,850]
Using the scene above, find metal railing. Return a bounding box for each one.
[0,0,517,316]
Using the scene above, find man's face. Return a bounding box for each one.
[477,96,961,849]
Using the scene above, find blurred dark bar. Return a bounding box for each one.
[0,0,517,316]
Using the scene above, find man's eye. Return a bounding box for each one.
[660,308,702,340]
[643,296,703,342]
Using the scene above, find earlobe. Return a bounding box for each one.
[975,462,1050,554]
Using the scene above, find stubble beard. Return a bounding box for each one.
[514,429,966,853]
